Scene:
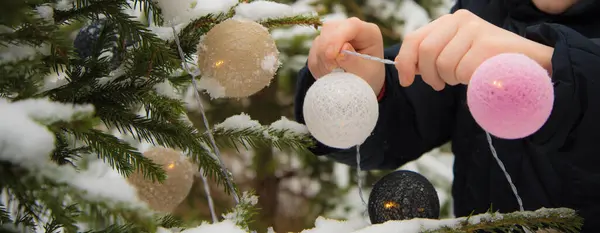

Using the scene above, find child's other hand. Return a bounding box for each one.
[395,9,554,91]
[308,17,385,95]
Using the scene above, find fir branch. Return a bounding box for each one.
[141,92,188,123]
[208,126,314,154]
[121,45,179,84]
[421,208,583,233]
[0,11,72,72]
[0,0,38,26]
[226,2,243,18]
[39,203,79,233]
[0,16,61,47]
[222,191,259,231]
[192,153,238,196]
[157,214,184,228]
[0,164,158,233]
[259,15,322,29]
[266,128,315,153]
[82,214,184,233]
[45,74,234,195]
[61,0,164,26]
[84,224,136,233]
[64,81,236,194]
[48,80,144,107]
[167,73,192,89]
[40,37,117,99]
[130,0,164,25]
[96,106,195,149]
[0,59,48,100]
[54,0,178,66]
[171,13,228,58]
[51,133,90,166]
[68,129,166,182]
[0,204,10,224]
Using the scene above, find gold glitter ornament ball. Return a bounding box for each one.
[196,18,280,98]
[127,147,195,213]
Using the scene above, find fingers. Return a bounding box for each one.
[455,48,486,85]
[310,17,383,79]
[308,20,344,78]
[395,10,481,89]
[417,16,459,91]
[394,15,442,87]
[318,20,344,71]
[436,22,476,86]
[325,18,381,60]
[335,43,361,71]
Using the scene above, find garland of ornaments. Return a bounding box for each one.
[121,6,555,226]
[302,51,554,223]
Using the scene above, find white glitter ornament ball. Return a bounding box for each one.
[196,18,280,98]
[302,70,379,149]
[127,147,195,213]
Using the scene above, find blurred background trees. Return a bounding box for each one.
[177,1,455,232]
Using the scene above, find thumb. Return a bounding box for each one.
[335,43,361,71]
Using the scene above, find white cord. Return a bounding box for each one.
[341,50,396,65]
[198,168,218,223]
[356,145,367,206]
[170,25,240,205]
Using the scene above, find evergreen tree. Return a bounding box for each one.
[0,0,318,232]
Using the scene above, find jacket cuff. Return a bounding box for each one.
[377,82,386,101]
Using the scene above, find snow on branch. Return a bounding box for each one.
[0,98,94,167]
[0,98,165,231]
[210,113,314,154]
[144,207,582,233]
[232,1,321,29]
[304,207,582,233]
[221,191,259,230]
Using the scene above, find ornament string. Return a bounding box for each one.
[485,132,532,233]
[341,50,396,64]
[198,168,218,223]
[485,132,524,210]
[356,145,367,205]
[170,26,240,205]
[356,145,371,220]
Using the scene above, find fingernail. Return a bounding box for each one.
[337,51,346,61]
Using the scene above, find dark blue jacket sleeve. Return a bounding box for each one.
[526,24,600,151]
[294,45,457,170]
[525,23,600,153]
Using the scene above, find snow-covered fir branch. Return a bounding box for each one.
[212,113,314,154]
[221,191,259,230]
[0,98,165,232]
[297,207,581,233]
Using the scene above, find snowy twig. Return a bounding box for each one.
[258,15,322,29]
[210,114,314,154]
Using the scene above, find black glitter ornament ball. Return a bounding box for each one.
[74,19,134,70]
[368,170,440,224]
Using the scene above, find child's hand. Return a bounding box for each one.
[308,17,385,95]
[395,10,554,91]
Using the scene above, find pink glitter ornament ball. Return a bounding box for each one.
[467,53,554,139]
